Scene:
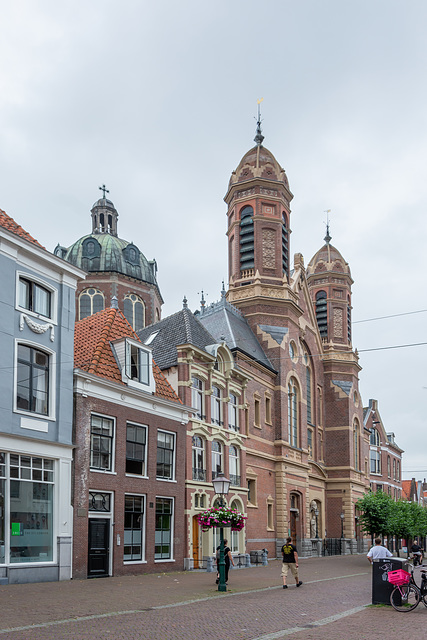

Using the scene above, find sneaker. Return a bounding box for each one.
[282,585,288,589]
[296,581,303,587]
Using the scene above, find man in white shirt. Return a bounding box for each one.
[367,537,393,563]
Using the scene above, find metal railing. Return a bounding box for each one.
[192,468,206,482]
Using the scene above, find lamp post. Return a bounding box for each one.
[314,508,319,539]
[212,472,231,592]
[340,513,344,539]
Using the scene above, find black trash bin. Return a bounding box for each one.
[372,557,408,605]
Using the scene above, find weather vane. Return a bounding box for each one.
[99,184,109,199]
[323,209,332,244]
[254,97,264,146]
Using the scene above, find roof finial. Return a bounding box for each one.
[221,280,226,298]
[323,209,332,244]
[182,295,188,309]
[111,295,118,309]
[254,98,264,146]
[198,290,206,313]
[99,184,110,199]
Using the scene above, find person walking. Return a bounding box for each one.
[367,537,393,563]
[215,539,234,584]
[281,536,302,588]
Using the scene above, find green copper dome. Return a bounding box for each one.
[55,196,158,286]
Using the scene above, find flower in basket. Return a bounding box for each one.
[197,506,247,532]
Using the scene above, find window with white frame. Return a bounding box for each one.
[393,459,396,480]
[228,393,238,431]
[5,453,54,564]
[126,423,147,475]
[191,377,205,420]
[126,341,150,385]
[79,287,104,320]
[18,276,52,319]
[156,431,175,480]
[90,414,114,471]
[370,449,381,474]
[230,500,241,552]
[211,386,222,425]
[155,497,173,560]
[229,446,240,486]
[16,344,50,416]
[211,440,222,480]
[124,495,145,562]
[370,428,380,446]
[192,436,206,481]
[123,293,145,331]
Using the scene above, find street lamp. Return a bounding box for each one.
[340,513,344,539]
[314,508,319,539]
[212,472,231,592]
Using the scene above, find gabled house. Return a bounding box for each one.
[0,208,84,584]
[138,300,248,569]
[364,399,403,500]
[73,305,189,578]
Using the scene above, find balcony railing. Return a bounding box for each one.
[192,468,207,482]
[229,474,241,487]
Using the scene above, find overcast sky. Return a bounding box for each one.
[1,0,426,481]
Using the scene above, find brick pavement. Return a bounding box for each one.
[0,555,425,639]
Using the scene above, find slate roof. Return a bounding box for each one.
[74,307,181,404]
[332,380,353,396]
[198,297,275,372]
[0,208,45,249]
[137,307,216,370]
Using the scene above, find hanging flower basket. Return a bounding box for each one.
[198,506,247,532]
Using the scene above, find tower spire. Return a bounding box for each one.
[324,210,332,245]
[254,98,264,146]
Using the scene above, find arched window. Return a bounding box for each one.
[211,441,222,479]
[192,436,205,481]
[305,356,312,424]
[228,393,238,432]
[229,446,240,486]
[79,288,105,320]
[370,428,380,446]
[191,377,204,420]
[353,420,359,470]
[315,291,327,338]
[393,459,396,480]
[397,460,400,480]
[230,499,242,552]
[387,456,391,478]
[239,205,254,272]
[123,293,145,331]
[288,378,299,447]
[211,386,222,426]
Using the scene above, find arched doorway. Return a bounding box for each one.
[192,515,201,568]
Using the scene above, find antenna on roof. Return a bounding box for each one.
[254,98,264,146]
[323,210,332,244]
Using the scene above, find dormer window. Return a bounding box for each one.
[112,337,154,392]
[127,342,149,385]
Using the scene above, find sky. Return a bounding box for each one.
[1,0,426,481]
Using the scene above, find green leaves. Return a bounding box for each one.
[356,491,427,538]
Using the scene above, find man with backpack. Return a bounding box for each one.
[281,537,302,589]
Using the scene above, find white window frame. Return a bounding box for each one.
[125,422,148,477]
[211,440,223,480]
[123,493,146,564]
[15,271,58,325]
[229,445,240,486]
[156,430,176,482]
[211,386,222,426]
[14,339,56,421]
[228,393,239,431]
[90,413,116,473]
[191,377,205,420]
[154,496,175,562]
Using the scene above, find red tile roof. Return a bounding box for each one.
[0,208,45,249]
[401,480,412,501]
[74,307,182,404]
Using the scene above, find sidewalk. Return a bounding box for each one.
[0,555,426,639]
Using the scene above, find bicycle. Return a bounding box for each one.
[388,563,427,612]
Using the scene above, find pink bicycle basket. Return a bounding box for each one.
[387,569,411,586]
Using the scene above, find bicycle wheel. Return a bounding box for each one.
[390,584,420,612]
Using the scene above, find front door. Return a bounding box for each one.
[88,518,110,578]
[192,515,201,568]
